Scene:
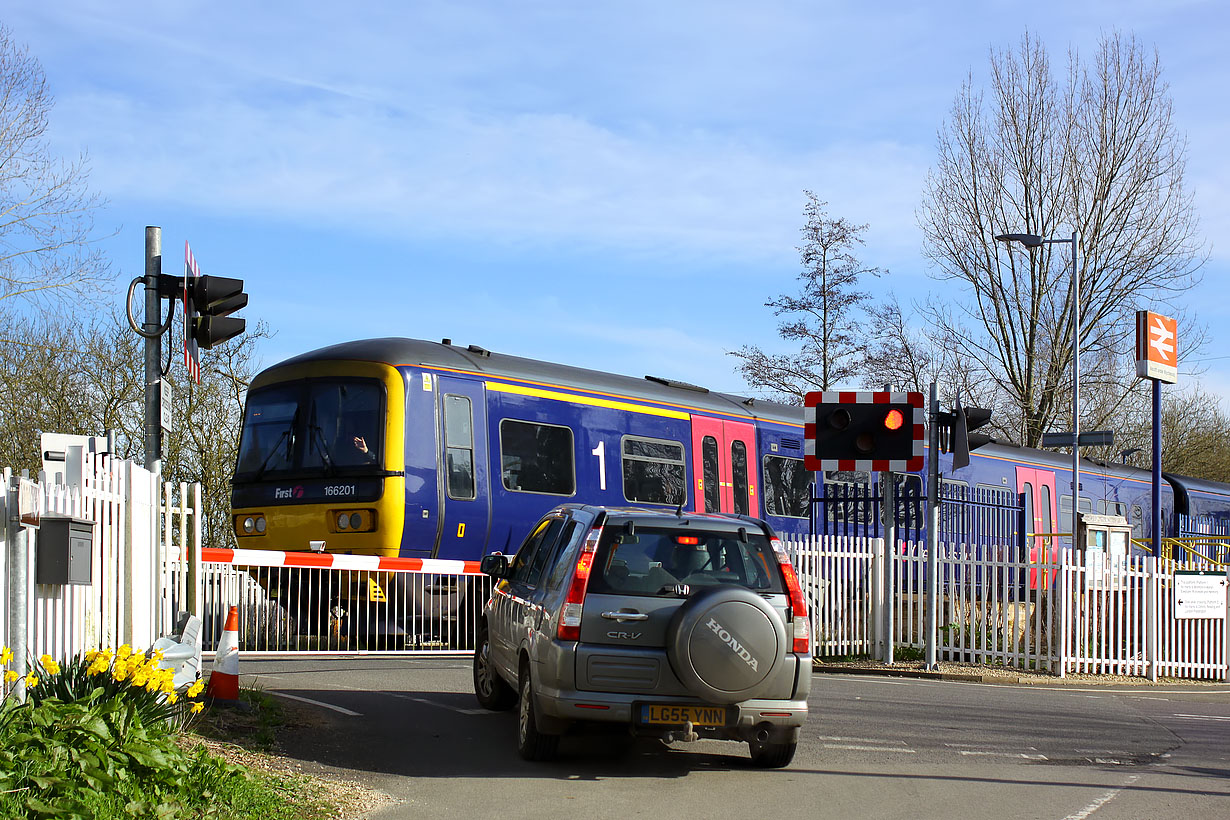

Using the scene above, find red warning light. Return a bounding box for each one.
[674,536,700,545]
[883,408,905,431]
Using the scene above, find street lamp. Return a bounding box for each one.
[1119,447,1142,466]
[995,230,1080,540]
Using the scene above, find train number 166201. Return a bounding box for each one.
[324,484,356,497]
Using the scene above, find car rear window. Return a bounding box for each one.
[586,526,784,597]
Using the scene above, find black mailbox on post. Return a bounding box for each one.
[36,515,94,585]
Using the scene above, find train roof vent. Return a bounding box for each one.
[781,437,802,450]
[466,344,491,358]
[644,375,709,393]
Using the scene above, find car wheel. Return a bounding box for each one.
[748,739,797,769]
[517,668,560,761]
[473,625,515,711]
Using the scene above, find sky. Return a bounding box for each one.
[5,1,1229,410]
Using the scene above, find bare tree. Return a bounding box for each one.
[732,191,881,402]
[0,24,107,312]
[918,32,1204,447]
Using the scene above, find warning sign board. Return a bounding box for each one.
[1173,570,1227,620]
[1135,310,1178,384]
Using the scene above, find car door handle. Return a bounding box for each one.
[601,611,648,621]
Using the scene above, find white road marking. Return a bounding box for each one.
[818,735,908,745]
[269,691,362,716]
[1062,775,1139,820]
[1172,713,1230,721]
[958,750,1048,760]
[386,692,486,716]
[823,744,917,753]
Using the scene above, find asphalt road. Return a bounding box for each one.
[235,657,1230,820]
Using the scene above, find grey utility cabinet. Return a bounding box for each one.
[35,515,94,585]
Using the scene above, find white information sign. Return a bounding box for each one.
[1174,571,1228,620]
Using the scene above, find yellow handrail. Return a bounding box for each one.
[1132,536,1230,568]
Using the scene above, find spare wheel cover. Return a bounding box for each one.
[667,586,786,704]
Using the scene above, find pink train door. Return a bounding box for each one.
[1016,466,1057,590]
[691,417,757,515]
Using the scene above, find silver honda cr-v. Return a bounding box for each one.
[473,504,811,767]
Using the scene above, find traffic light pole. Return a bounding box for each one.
[925,381,940,670]
[144,226,162,474]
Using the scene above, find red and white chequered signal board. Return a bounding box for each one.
[803,391,925,472]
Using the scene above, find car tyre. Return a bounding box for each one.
[748,739,796,769]
[517,668,560,761]
[473,625,516,711]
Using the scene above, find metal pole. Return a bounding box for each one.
[881,470,896,665]
[5,472,28,702]
[144,227,162,474]
[1070,231,1080,543]
[1152,379,1162,558]
[925,382,940,670]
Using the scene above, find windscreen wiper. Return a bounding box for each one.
[252,428,291,482]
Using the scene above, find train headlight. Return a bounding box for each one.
[329,509,378,533]
[349,512,362,530]
[235,515,266,537]
[337,513,350,530]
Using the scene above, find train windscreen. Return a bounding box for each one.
[235,379,384,479]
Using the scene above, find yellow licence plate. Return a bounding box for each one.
[639,704,729,727]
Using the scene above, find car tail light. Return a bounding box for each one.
[772,537,811,654]
[558,525,603,641]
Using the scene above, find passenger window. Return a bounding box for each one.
[500,419,575,495]
[731,440,749,516]
[526,518,567,586]
[545,522,582,591]
[1041,485,1053,537]
[702,436,720,512]
[443,394,475,500]
[762,455,812,518]
[621,436,687,506]
[1023,482,1035,536]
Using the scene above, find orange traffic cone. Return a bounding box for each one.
[206,605,240,701]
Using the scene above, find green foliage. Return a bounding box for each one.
[0,648,336,819]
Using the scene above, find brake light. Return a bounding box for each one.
[674,535,700,545]
[772,537,811,654]
[558,525,602,641]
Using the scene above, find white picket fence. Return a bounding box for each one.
[1,453,201,683]
[783,535,1230,681]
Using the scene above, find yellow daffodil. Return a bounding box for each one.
[39,655,60,675]
[187,680,205,698]
[3,670,17,684]
[85,649,99,663]
[0,646,12,665]
[167,692,178,704]
[112,664,129,682]
[151,648,165,661]
[117,644,132,659]
[189,701,204,714]
[24,672,38,688]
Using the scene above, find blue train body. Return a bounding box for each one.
[230,338,1230,564]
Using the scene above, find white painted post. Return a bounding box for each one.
[190,482,203,622]
[871,537,885,661]
[1224,565,1229,683]
[1057,548,1069,678]
[123,462,157,649]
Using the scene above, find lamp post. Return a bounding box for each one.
[995,230,1080,539]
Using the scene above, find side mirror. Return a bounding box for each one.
[480,553,510,578]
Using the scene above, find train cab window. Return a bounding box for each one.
[443,394,475,500]
[701,436,720,512]
[763,455,812,518]
[621,436,687,506]
[731,440,749,516]
[236,385,299,476]
[306,380,384,470]
[500,420,575,495]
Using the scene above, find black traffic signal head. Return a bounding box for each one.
[805,392,924,472]
[951,404,994,470]
[189,275,247,349]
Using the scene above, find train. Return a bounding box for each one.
[229,337,1230,623]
